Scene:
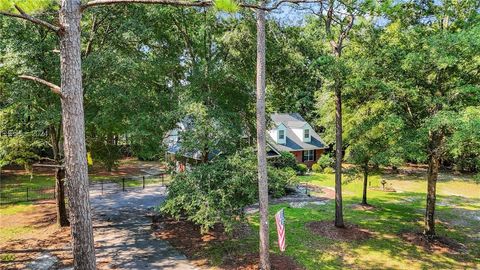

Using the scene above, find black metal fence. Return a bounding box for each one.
[0,173,170,205]
[0,186,56,204]
[92,174,169,194]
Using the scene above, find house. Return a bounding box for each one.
[164,118,282,172]
[268,113,327,168]
[164,119,219,172]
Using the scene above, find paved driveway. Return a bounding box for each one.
[90,185,197,270]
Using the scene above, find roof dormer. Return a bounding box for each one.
[268,123,287,145]
[277,124,287,144]
[303,126,311,143]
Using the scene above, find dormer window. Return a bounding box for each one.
[279,130,285,140]
[304,129,309,139]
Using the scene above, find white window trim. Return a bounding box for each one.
[303,150,314,161]
[278,130,285,140]
[304,129,310,139]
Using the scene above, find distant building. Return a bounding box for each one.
[268,113,327,168]
[165,113,325,171]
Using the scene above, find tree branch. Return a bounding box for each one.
[82,0,212,10]
[0,5,60,33]
[19,75,63,97]
[82,0,318,11]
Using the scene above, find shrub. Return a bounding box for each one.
[297,164,308,175]
[317,154,334,171]
[89,139,122,172]
[161,149,295,232]
[269,151,297,170]
[323,167,334,174]
[311,163,321,173]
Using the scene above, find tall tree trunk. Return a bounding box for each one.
[334,79,344,228]
[256,4,270,270]
[424,130,443,236]
[59,0,96,269]
[49,124,69,227]
[361,163,368,205]
[55,168,70,226]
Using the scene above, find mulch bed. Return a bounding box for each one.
[400,232,467,254]
[153,217,304,269]
[306,220,373,242]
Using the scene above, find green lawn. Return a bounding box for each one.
[202,172,480,269]
[0,175,54,189]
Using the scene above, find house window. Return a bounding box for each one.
[303,150,314,161]
[304,129,310,139]
[278,130,285,140]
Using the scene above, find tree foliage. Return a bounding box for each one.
[161,149,296,232]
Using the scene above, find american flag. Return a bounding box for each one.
[275,208,286,252]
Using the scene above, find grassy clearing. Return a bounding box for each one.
[197,172,480,269]
[0,202,33,215]
[0,175,54,189]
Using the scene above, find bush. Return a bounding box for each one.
[323,167,334,174]
[269,151,297,170]
[89,139,122,172]
[161,149,295,233]
[297,164,308,175]
[311,163,321,173]
[317,154,334,171]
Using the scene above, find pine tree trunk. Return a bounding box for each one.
[50,125,69,227]
[59,0,96,269]
[362,164,368,205]
[334,80,344,228]
[55,168,70,227]
[424,130,443,236]
[256,4,270,270]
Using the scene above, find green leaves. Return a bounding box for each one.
[161,149,295,233]
[214,0,239,13]
[0,0,55,13]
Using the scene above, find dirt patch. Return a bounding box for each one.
[351,204,378,211]
[154,217,303,269]
[89,158,165,177]
[306,220,373,242]
[0,200,72,269]
[304,185,335,200]
[400,232,467,254]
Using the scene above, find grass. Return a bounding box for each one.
[0,226,34,243]
[0,175,54,189]
[198,171,480,269]
[0,202,34,215]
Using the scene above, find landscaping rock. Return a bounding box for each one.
[26,253,58,270]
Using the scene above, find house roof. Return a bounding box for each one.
[269,113,327,152]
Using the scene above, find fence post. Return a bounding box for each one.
[162,174,164,186]
[122,178,125,192]
[26,188,29,201]
[101,180,104,195]
[143,176,145,189]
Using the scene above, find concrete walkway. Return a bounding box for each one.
[90,185,197,270]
